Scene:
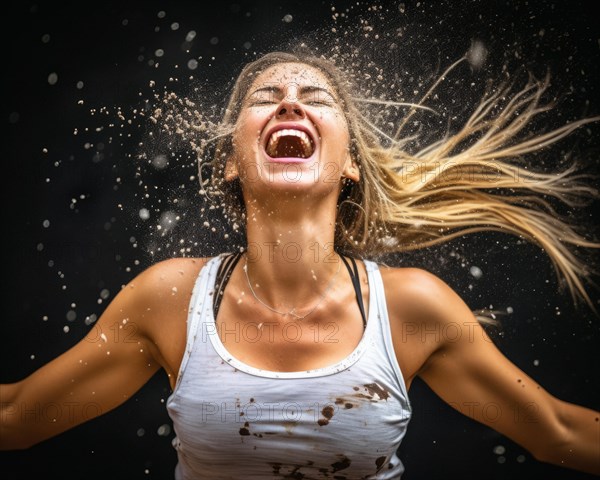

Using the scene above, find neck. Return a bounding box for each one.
[242,194,341,311]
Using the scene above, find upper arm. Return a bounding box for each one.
[389,268,566,459]
[1,257,206,449]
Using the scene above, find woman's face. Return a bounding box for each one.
[227,62,359,202]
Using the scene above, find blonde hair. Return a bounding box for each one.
[203,50,600,312]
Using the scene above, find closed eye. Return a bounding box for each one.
[246,85,339,108]
[306,100,334,106]
[249,100,275,106]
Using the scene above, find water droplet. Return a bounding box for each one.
[9,112,20,123]
[157,424,171,436]
[282,14,293,23]
[47,72,58,85]
[493,445,506,455]
[152,154,168,169]
[159,211,178,232]
[466,40,488,70]
[469,266,483,279]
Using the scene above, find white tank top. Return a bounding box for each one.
[166,254,412,479]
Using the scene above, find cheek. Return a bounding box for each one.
[231,119,255,157]
[321,121,350,154]
[322,111,350,140]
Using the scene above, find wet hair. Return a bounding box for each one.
[205,48,599,311]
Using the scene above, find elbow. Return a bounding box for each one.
[526,401,598,475]
[1,411,33,451]
[0,426,33,451]
[0,437,34,451]
[529,424,572,465]
[0,412,39,451]
[1,418,52,451]
[1,383,35,450]
[530,442,563,466]
[525,401,572,465]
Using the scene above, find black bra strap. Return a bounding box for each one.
[339,255,368,330]
[213,251,367,330]
[213,252,242,317]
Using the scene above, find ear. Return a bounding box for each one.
[224,157,239,182]
[341,153,360,182]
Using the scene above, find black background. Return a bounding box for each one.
[2,1,599,479]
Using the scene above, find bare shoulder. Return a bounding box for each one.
[133,256,210,285]
[116,256,212,382]
[378,265,469,324]
[103,256,211,336]
[128,256,210,295]
[377,265,476,383]
[125,256,212,330]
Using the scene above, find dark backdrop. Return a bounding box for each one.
[2,1,599,479]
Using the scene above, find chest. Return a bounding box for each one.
[154,261,433,393]
[215,304,366,373]
[166,321,411,479]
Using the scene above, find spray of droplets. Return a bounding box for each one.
[120,6,501,265]
[62,1,598,308]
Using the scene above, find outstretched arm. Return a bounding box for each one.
[389,268,600,475]
[0,258,197,450]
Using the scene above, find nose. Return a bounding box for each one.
[275,100,305,119]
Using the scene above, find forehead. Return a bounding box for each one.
[248,62,333,92]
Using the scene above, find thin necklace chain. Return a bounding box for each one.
[243,253,341,320]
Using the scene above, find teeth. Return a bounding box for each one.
[266,128,314,157]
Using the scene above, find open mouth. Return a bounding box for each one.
[265,128,315,159]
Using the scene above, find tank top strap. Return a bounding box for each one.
[339,255,368,329]
[213,251,242,318]
[174,255,223,389]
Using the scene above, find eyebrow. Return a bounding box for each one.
[248,85,337,101]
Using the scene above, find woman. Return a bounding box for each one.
[1,50,599,479]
